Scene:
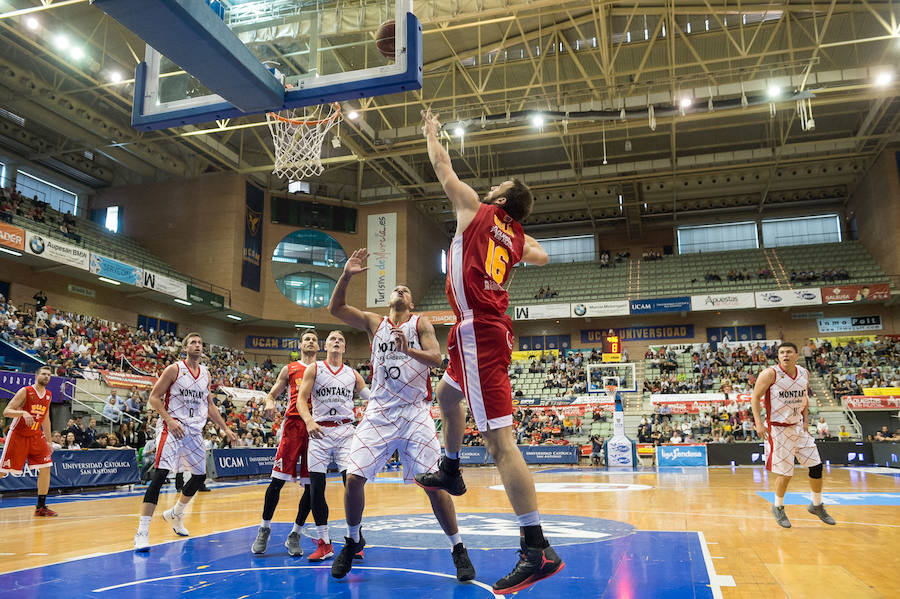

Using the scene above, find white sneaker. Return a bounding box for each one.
[163,508,189,536]
[134,530,150,552]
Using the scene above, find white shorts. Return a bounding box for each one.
[155,427,206,476]
[345,404,440,483]
[765,423,821,477]
[307,422,354,474]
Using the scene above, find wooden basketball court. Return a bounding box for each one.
[1,465,897,598]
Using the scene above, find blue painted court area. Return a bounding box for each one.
[0,514,725,599]
[757,491,900,506]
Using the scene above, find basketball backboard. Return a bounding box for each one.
[585,363,637,394]
[92,0,421,131]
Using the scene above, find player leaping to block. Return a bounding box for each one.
[751,342,836,528]
[1,365,57,517]
[415,108,565,595]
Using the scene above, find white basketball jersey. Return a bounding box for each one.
[165,360,210,432]
[369,315,431,410]
[311,361,357,422]
[765,364,809,425]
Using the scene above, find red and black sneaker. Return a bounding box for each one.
[34,506,58,517]
[414,458,466,496]
[492,540,565,595]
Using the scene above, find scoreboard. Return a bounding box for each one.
[601,334,621,362]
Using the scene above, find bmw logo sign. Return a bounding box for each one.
[573,304,587,316]
[29,235,45,254]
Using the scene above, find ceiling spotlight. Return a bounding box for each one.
[624,139,632,152]
[347,110,359,120]
[531,114,544,127]
[680,97,692,108]
[70,46,85,61]
[25,17,39,30]
[54,34,69,50]
[108,70,122,83]
[767,85,781,99]
[454,126,464,136]
[874,71,894,87]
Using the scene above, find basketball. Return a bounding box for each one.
[375,20,395,58]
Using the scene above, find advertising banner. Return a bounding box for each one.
[453,446,578,465]
[651,392,728,403]
[99,370,157,390]
[417,310,456,325]
[604,325,694,342]
[0,369,76,403]
[0,222,25,251]
[0,449,138,491]
[570,300,631,318]
[241,182,264,292]
[141,270,188,300]
[821,284,890,303]
[245,336,315,351]
[690,292,756,311]
[842,396,900,410]
[220,386,268,404]
[755,288,821,307]
[817,316,882,334]
[862,387,900,397]
[629,297,691,314]
[513,303,570,321]
[25,231,89,270]
[187,285,226,310]
[89,253,142,286]
[656,444,708,467]
[210,448,279,478]
[366,213,397,308]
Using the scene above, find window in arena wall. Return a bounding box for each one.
[761,214,841,248]
[533,235,595,264]
[677,221,758,254]
[276,272,338,308]
[272,230,347,308]
[138,315,177,335]
[16,170,78,215]
[105,206,119,233]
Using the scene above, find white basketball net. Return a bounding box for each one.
[266,103,342,179]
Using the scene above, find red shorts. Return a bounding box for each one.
[0,432,52,475]
[445,316,514,431]
[272,417,309,484]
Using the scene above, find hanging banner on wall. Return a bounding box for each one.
[366,213,397,308]
[570,300,631,318]
[820,284,890,303]
[25,231,89,270]
[690,292,756,311]
[141,269,188,300]
[89,253,142,286]
[513,303,570,320]
[187,285,226,310]
[0,449,138,491]
[0,223,25,251]
[241,182,264,292]
[417,310,457,325]
[755,288,821,307]
[629,297,691,314]
[99,369,157,390]
[0,369,76,403]
[842,396,900,410]
[816,315,882,333]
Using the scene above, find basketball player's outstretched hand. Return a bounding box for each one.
[344,248,370,277]
[421,108,440,138]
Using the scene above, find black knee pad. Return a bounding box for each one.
[808,463,823,479]
[181,473,207,497]
[143,468,170,505]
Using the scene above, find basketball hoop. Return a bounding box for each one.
[266,102,342,179]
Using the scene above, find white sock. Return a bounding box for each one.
[261,519,271,529]
[448,533,462,547]
[173,501,186,516]
[812,491,822,506]
[138,516,152,533]
[348,524,360,543]
[291,523,302,534]
[775,495,784,507]
[317,525,330,543]
[517,510,541,527]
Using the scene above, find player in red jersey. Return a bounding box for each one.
[415,108,564,595]
[251,329,319,557]
[1,365,57,516]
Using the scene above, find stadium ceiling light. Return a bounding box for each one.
[70,46,84,61]
[531,114,544,127]
[108,70,123,83]
[454,126,464,137]
[98,277,121,285]
[0,247,22,257]
[679,97,692,108]
[25,17,39,30]
[294,323,315,328]
[226,314,243,321]
[53,34,69,50]
[827,300,854,304]
[874,71,894,87]
[347,110,359,120]
[174,298,192,306]
[767,85,781,99]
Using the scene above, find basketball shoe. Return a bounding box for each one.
[251,527,271,554]
[284,532,303,557]
[308,539,334,561]
[413,458,466,496]
[492,539,565,595]
[807,503,836,525]
[133,530,150,552]
[452,543,476,582]
[331,531,365,578]
[163,508,189,536]
[34,506,58,517]
[772,505,791,528]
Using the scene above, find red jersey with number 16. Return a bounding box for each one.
[285,361,312,419]
[9,386,52,437]
[446,203,524,321]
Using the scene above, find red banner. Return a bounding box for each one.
[821,284,890,303]
[841,395,900,410]
[0,223,25,251]
[100,370,157,390]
